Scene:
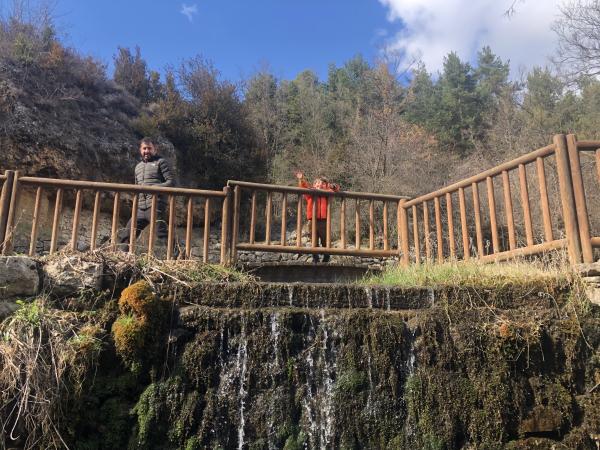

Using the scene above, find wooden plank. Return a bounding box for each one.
[326,197,331,248]
[535,157,553,242]
[20,176,225,197]
[446,192,455,259]
[296,194,302,247]
[90,191,101,251]
[412,204,421,264]
[553,134,582,264]
[50,188,63,254]
[237,242,398,257]
[434,196,443,262]
[480,239,567,263]
[369,200,375,250]
[281,193,288,246]
[501,170,516,250]
[340,198,346,249]
[458,187,469,260]
[404,144,555,208]
[265,191,272,245]
[249,191,256,244]
[111,192,121,249]
[185,196,193,259]
[566,134,593,263]
[311,194,317,248]
[29,187,43,256]
[423,201,431,261]
[3,170,21,254]
[71,189,83,251]
[355,199,361,249]
[166,195,175,260]
[486,176,499,253]
[0,170,15,249]
[383,201,389,251]
[518,164,534,247]
[220,187,232,265]
[148,195,157,256]
[472,182,484,256]
[203,198,210,263]
[399,200,409,266]
[231,186,241,263]
[129,195,138,254]
[228,180,408,201]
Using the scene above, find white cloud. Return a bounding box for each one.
[378,0,562,76]
[180,3,198,22]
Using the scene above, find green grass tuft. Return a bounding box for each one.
[361,259,573,289]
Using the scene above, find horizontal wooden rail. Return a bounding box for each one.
[19,176,226,198]
[575,140,600,150]
[227,180,409,201]
[236,243,398,257]
[404,144,555,208]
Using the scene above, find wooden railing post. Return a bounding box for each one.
[0,170,15,253]
[3,170,21,255]
[220,186,232,265]
[399,199,409,266]
[553,134,583,264]
[566,134,593,263]
[231,185,241,264]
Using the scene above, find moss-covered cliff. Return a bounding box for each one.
[1,264,599,450]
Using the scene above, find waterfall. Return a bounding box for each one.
[237,320,249,450]
[364,286,372,308]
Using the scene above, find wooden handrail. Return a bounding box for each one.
[227,180,410,201]
[404,144,555,207]
[19,176,226,198]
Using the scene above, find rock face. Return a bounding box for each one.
[0,60,177,184]
[65,281,599,450]
[43,256,104,297]
[0,256,40,298]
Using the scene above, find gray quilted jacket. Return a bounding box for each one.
[134,156,174,210]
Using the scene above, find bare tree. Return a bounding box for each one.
[553,0,600,80]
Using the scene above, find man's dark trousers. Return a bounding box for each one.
[120,206,168,244]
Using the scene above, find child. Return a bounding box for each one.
[294,171,340,263]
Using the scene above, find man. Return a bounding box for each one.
[120,137,175,247]
[295,171,340,263]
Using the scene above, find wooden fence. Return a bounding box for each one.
[226,180,409,263]
[0,174,229,263]
[0,134,598,266]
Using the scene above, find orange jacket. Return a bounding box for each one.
[299,180,340,220]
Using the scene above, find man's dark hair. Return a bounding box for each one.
[139,137,156,147]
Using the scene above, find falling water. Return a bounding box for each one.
[363,286,373,308]
[237,321,249,450]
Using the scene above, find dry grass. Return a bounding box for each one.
[361,256,574,289]
[0,298,103,449]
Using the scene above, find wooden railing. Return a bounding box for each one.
[0,134,597,266]
[226,180,409,263]
[0,173,230,263]
[571,136,600,263]
[399,134,598,265]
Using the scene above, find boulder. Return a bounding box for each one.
[0,256,40,298]
[44,256,104,297]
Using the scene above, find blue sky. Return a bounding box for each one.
[54,0,394,83]
[48,0,561,83]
